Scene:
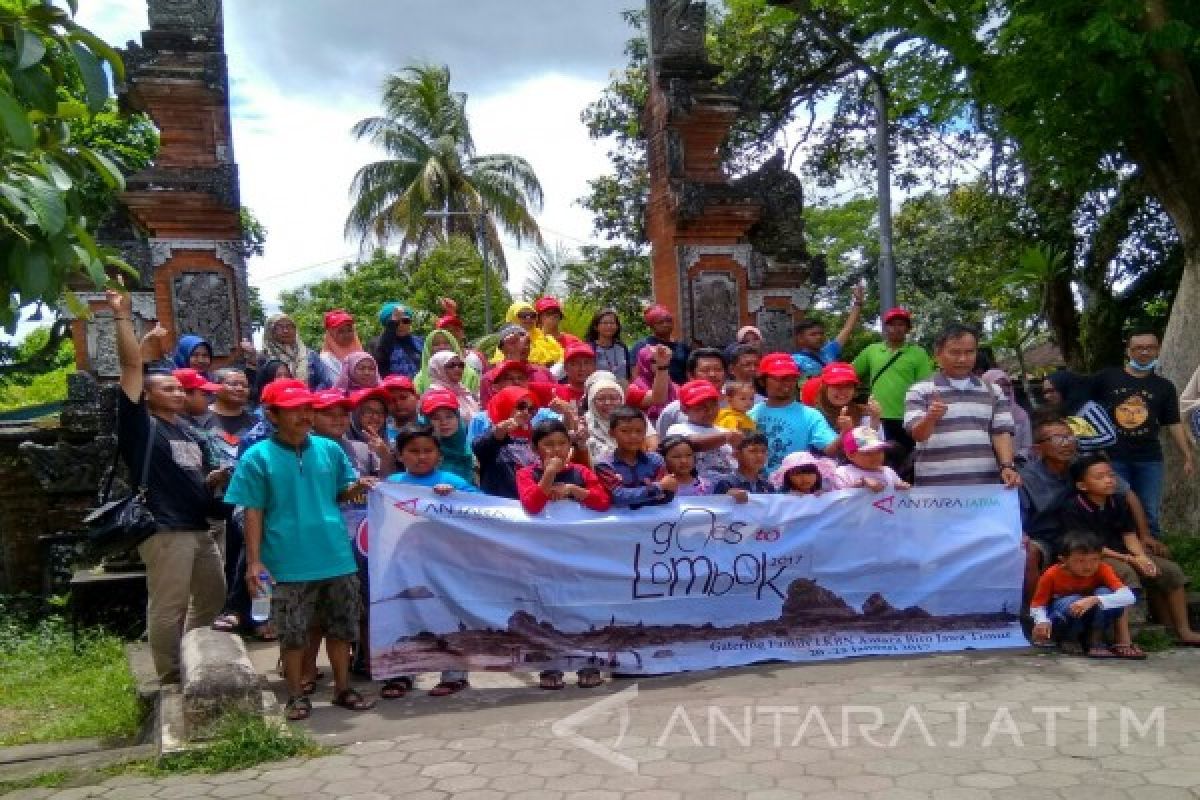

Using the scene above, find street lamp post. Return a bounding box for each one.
[423,210,494,333]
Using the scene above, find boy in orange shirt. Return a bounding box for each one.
[1030,531,1139,659]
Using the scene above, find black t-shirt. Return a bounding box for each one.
[1092,367,1180,461]
[117,391,215,532]
[1057,492,1136,554]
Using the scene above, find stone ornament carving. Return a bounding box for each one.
[63,292,157,320]
[148,0,221,30]
[149,238,243,270]
[678,244,754,272]
[690,272,739,348]
[171,271,236,356]
[746,288,812,315]
[19,437,116,495]
[648,0,706,62]
[756,308,794,354]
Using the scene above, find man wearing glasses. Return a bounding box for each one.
[1090,330,1195,538]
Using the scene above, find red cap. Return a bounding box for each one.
[882,307,912,325]
[643,304,672,325]
[534,296,562,314]
[759,352,801,378]
[563,341,596,363]
[261,381,314,409]
[800,376,822,406]
[349,386,390,407]
[420,389,460,415]
[821,361,859,387]
[488,360,531,381]
[310,389,354,411]
[380,374,415,393]
[172,368,220,393]
[679,379,720,408]
[436,314,463,330]
[324,309,354,330]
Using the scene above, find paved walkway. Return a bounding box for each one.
[12,647,1200,799]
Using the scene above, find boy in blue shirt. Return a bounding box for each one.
[596,406,676,509]
[225,381,376,720]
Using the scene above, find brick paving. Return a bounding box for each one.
[12,648,1200,799]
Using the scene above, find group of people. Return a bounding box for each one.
[103,285,1199,721]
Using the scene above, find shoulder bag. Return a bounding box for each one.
[83,418,158,557]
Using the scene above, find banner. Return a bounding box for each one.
[366,485,1026,679]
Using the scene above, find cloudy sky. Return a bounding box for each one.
[78,1,638,309]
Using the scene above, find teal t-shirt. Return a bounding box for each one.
[386,469,480,493]
[226,435,358,582]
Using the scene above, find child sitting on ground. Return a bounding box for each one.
[770,451,835,496]
[658,435,712,497]
[596,406,676,509]
[385,424,478,696]
[712,433,774,503]
[833,426,911,492]
[1030,530,1139,658]
[715,381,757,434]
[666,379,737,478]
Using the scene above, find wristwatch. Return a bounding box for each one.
[998,462,1016,471]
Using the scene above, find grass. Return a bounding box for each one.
[1162,532,1200,587]
[0,597,143,747]
[1134,627,1175,652]
[0,769,73,794]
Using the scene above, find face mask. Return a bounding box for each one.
[1128,357,1158,372]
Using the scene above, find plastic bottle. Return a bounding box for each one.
[250,572,272,622]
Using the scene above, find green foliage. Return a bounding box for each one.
[150,715,322,775]
[0,324,73,410]
[1134,626,1175,653]
[521,242,574,301]
[67,98,157,226]
[0,596,143,746]
[0,769,72,793]
[1162,533,1200,587]
[564,244,652,340]
[346,64,544,279]
[1,0,138,330]
[239,206,267,259]
[278,238,512,347]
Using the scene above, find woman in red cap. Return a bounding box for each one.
[319,310,365,387]
[811,362,884,439]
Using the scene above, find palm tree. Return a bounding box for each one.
[345,64,544,279]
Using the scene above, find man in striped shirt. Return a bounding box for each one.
[903,323,1022,488]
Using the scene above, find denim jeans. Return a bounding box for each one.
[1049,588,1122,641]
[1111,459,1165,537]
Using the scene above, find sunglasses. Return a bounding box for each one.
[515,401,533,412]
[517,312,537,320]
[397,317,413,324]
[446,361,465,369]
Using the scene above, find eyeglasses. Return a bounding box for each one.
[515,401,533,412]
[517,312,537,320]
[397,317,413,324]
[1034,434,1076,446]
[1130,345,1158,353]
[446,361,465,369]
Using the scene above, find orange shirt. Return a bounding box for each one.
[1030,562,1126,610]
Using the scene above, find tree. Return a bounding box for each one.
[521,242,574,301]
[0,324,74,411]
[405,236,510,340]
[563,245,653,340]
[239,206,267,259]
[345,64,545,279]
[1,0,135,331]
[278,250,414,347]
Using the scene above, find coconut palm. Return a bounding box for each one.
[345,64,544,279]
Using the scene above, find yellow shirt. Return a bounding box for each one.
[715,408,756,433]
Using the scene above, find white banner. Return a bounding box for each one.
[366,485,1026,678]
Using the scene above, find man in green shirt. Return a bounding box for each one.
[852,307,932,467]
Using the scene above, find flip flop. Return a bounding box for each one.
[577,668,604,689]
[1086,646,1117,659]
[429,679,469,697]
[284,695,311,721]
[211,613,240,633]
[539,670,565,690]
[381,677,413,699]
[1110,643,1147,660]
[332,688,376,712]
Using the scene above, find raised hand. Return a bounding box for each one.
[543,456,564,476]
[836,405,854,433]
[653,344,672,367]
[104,288,129,315]
[927,391,948,422]
[439,297,458,315]
[658,474,679,494]
[851,284,865,305]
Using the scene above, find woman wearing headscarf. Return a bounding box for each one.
[425,350,480,423]
[173,334,213,374]
[419,389,476,485]
[983,368,1032,461]
[492,300,563,367]
[334,351,382,393]
[346,387,396,476]
[724,326,762,363]
[320,309,365,387]
[583,371,658,464]
[473,386,541,498]
[262,313,325,389]
[630,346,677,424]
[414,329,481,395]
[1041,370,1116,452]
[375,302,424,379]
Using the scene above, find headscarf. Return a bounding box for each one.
[493,301,563,367]
[378,301,423,371]
[252,358,291,406]
[432,411,475,485]
[415,329,480,395]
[321,313,365,368]
[486,386,536,439]
[335,352,381,392]
[584,371,625,464]
[173,334,212,370]
[427,350,480,421]
[631,346,677,421]
[737,326,762,343]
[264,313,310,384]
[1045,370,1093,415]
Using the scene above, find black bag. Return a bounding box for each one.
[84,418,158,557]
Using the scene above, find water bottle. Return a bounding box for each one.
[250,572,272,622]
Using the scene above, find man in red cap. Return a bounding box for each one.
[632,303,690,384]
[226,380,378,719]
[173,368,221,430]
[557,341,598,402]
[852,306,932,469]
[105,290,230,683]
[749,353,839,471]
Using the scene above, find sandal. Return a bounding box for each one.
[1111,643,1147,660]
[577,668,604,689]
[332,688,376,712]
[212,613,240,633]
[381,677,413,699]
[429,679,469,697]
[539,670,565,690]
[1086,645,1116,659]
[284,695,311,721]
[253,622,278,641]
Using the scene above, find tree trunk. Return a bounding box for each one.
[1159,247,1200,535]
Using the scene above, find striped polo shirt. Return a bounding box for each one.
[903,372,1016,486]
